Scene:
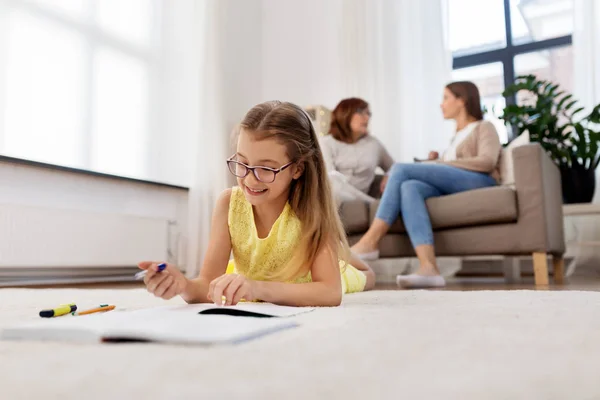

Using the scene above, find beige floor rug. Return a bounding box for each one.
[1,288,599,400]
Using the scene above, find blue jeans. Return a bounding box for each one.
[375,163,497,247]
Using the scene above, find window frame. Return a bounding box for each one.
[452,0,573,141]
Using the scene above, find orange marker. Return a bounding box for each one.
[72,305,116,316]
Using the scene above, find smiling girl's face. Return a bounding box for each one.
[231,129,303,207]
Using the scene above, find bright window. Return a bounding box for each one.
[449,0,573,142]
[91,47,149,177]
[451,63,508,143]
[0,0,160,178]
[514,46,573,105]
[449,0,506,56]
[4,9,86,166]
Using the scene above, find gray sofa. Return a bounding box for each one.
[339,143,566,286]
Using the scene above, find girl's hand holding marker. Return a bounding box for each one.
[137,261,255,306]
[136,262,189,300]
[135,262,167,279]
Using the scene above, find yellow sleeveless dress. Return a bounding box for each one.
[227,186,366,294]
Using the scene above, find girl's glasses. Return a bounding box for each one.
[227,156,294,183]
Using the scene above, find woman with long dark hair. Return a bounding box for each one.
[351,82,502,288]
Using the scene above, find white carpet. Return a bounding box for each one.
[1,288,599,400]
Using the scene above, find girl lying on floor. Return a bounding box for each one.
[139,101,375,307]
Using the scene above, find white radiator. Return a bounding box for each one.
[0,203,177,286]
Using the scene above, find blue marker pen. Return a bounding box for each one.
[135,262,167,280]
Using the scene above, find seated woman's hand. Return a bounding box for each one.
[138,261,189,300]
[208,274,257,306]
[380,175,389,194]
[428,151,439,160]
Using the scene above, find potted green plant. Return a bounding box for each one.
[500,75,600,204]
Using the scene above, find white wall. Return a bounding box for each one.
[0,160,189,269]
[154,0,453,185]
[150,0,266,187]
[260,0,451,163]
[260,0,345,108]
[147,0,199,187]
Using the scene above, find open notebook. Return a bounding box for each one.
[1,303,314,345]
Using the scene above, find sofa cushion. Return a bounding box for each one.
[366,186,518,233]
[339,200,371,234]
[499,131,530,186]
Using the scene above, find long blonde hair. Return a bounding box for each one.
[239,101,350,281]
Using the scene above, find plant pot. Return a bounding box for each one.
[560,164,596,204]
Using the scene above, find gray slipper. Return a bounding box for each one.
[396,274,446,288]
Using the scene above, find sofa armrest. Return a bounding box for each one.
[513,143,565,254]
